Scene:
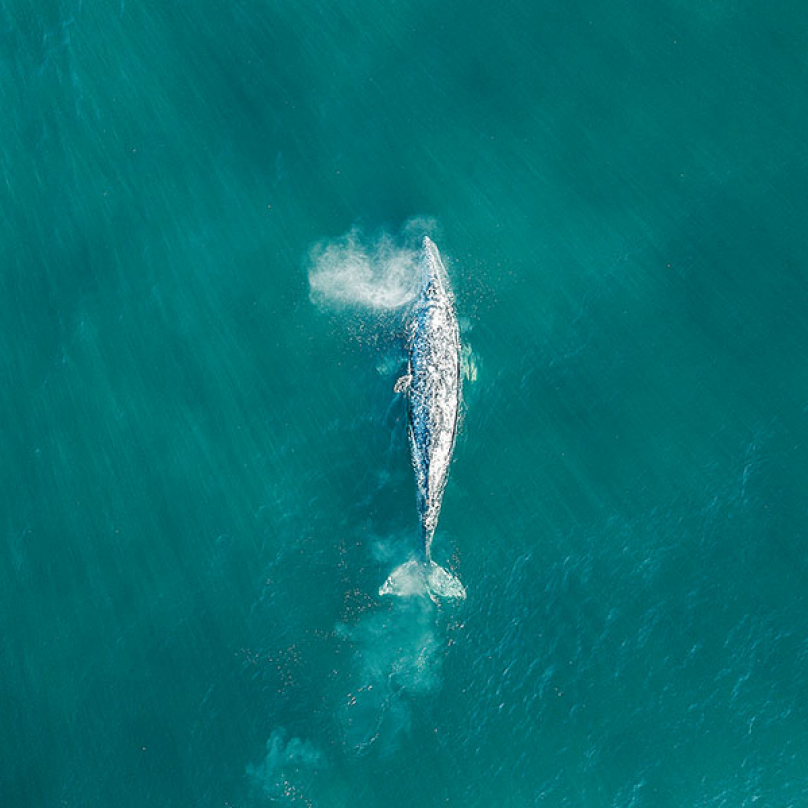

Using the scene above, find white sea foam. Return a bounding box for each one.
[334,596,441,754]
[246,728,325,801]
[308,221,437,310]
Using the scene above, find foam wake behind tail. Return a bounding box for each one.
[380,559,466,601]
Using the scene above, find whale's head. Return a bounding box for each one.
[421,237,451,301]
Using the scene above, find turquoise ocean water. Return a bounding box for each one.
[3,1,808,805]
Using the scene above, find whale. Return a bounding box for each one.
[380,237,466,600]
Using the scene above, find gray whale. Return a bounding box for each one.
[381,237,466,600]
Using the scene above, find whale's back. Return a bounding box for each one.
[406,241,461,552]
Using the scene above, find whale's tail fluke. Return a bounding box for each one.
[380,558,466,601]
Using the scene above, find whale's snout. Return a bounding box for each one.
[420,237,450,298]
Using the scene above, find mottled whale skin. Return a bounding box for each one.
[404,237,461,558]
[381,237,465,600]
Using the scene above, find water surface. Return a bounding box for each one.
[2,1,808,805]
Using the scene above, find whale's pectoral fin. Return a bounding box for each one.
[393,374,412,394]
[461,343,478,383]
